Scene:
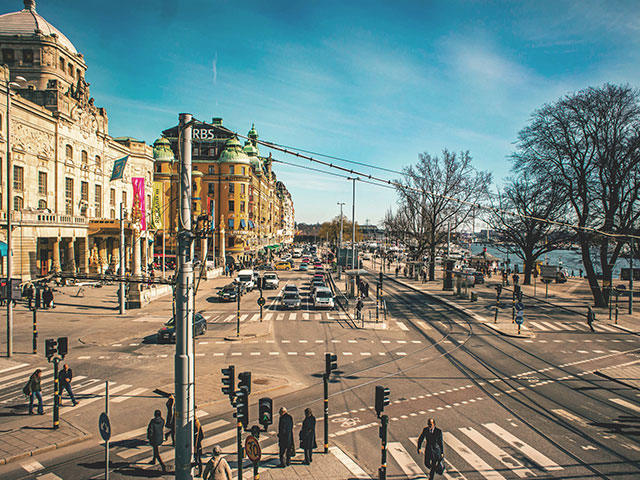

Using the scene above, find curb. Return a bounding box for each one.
[0,429,92,466]
[223,318,272,341]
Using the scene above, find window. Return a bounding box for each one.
[59,56,65,70]
[2,49,14,64]
[68,63,73,77]
[13,166,23,191]
[122,191,127,207]
[208,165,215,174]
[38,199,47,210]
[65,144,73,163]
[22,49,33,64]
[208,183,215,194]
[13,196,23,211]
[228,218,234,229]
[65,178,74,215]
[228,200,235,212]
[95,184,102,217]
[110,188,116,206]
[110,209,116,219]
[229,165,235,174]
[240,201,245,212]
[95,155,101,169]
[240,183,246,194]
[81,150,88,169]
[229,183,235,194]
[156,164,161,173]
[241,167,246,175]
[38,171,47,195]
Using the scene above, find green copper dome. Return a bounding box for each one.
[218,135,250,165]
[248,123,259,142]
[153,137,174,162]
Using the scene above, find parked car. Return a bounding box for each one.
[281,292,301,309]
[299,262,309,271]
[158,313,207,343]
[217,282,246,301]
[236,269,256,291]
[262,272,280,289]
[313,287,334,309]
[275,261,291,271]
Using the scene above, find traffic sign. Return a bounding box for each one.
[515,312,524,325]
[99,412,111,441]
[245,434,261,462]
[257,297,266,307]
[515,302,524,311]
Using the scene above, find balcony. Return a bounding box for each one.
[1,210,89,227]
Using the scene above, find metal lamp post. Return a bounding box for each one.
[337,202,344,277]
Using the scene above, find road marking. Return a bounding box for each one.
[360,352,371,356]
[264,313,273,321]
[305,352,315,356]
[250,352,261,356]
[240,314,248,322]
[112,387,148,404]
[459,427,534,478]
[290,312,297,320]
[444,432,506,480]
[303,313,310,320]
[224,315,234,322]
[416,320,431,331]
[610,397,640,414]
[483,423,562,471]
[343,352,353,356]
[21,459,45,473]
[0,362,29,374]
[539,321,563,331]
[36,474,63,480]
[276,314,284,320]
[552,409,588,427]
[397,321,409,331]
[329,445,370,479]
[269,352,279,355]
[388,442,426,478]
[249,314,259,322]
[60,383,131,414]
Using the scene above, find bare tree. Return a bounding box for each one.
[488,172,571,284]
[513,84,640,307]
[394,150,492,280]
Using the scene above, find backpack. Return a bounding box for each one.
[23,381,32,397]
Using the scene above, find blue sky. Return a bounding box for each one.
[23,0,640,224]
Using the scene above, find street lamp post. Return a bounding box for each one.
[337,202,345,277]
[349,178,359,270]
[5,73,26,358]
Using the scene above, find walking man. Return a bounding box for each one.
[59,364,78,406]
[165,394,175,446]
[202,446,232,480]
[25,369,44,415]
[587,306,596,332]
[147,409,167,472]
[277,406,294,467]
[356,296,364,321]
[299,408,317,465]
[417,418,444,480]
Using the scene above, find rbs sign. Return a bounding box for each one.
[192,128,216,141]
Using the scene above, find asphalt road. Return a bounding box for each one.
[1,266,640,479]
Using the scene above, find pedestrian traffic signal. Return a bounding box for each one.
[379,413,388,439]
[325,353,338,378]
[258,397,273,429]
[375,385,390,417]
[45,338,57,358]
[238,371,251,395]
[234,388,249,429]
[57,337,68,357]
[0,279,6,301]
[221,365,235,399]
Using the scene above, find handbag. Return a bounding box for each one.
[435,458,446,475]
[22,382,32,397]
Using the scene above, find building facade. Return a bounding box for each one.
[0,0,154,292]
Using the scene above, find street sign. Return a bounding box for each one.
[257,297,266,307]
[245,434,261,462]
[515,312,524,325]
[515,302,524,311]
[99,412,111,441]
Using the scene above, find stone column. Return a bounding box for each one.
[52,238,61,273]
[98,238,108,274]
[110,239,119,272]
[79,238,90,274]
[141,232,148,275]
[133,229,141,277]
[67,238,76,273]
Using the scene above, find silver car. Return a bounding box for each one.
[281,292,301,309]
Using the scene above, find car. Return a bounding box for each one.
[313,287,334,309]
[299,262,309,271]
[314,262,322,269]
[255,263,275,271]
[283,284,299,295]
[281,292,301,309]
[262,272,280,289]
[313,272,325,280]
[217,282,246,301]
[236,269,256,291]
[157,313,207,343]
[310,278,326,297]
[275,261,291,270]
[302,256,310,263]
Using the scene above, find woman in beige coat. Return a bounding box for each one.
[202,445,232,480]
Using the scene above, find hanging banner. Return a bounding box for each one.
[131,177,146,231]
[110,155,129,181]
[150,182,164,230]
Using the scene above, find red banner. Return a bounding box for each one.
[131,177,146,231]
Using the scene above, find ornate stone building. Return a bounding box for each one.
[0,0,154,293]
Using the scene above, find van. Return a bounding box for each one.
[293,248,302,258]
[236,269,255,291]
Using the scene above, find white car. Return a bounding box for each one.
[263,272,279,289]
[313,287,334,309]
[236,269,256,291]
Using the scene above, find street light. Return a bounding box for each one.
[348,178,359,270]
[337,202,345,271]
[5,73,26,358]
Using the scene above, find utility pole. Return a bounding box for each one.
[175,113,194,480]
[630,239,634,315]
[350,178,358,270]
[119,203,126,315]
[337,202,345,278]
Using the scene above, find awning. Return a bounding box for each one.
[228,218,234,229]
[248,220,255,229]
[240,219,246,229]
[0,241,7,256]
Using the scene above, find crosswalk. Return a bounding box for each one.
[0,363,147,411]
[526,320,620,333]
[208,311,346,323]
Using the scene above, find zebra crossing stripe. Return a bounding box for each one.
[409,437,468,480]
[111,387,148,404]
[277,313,284,320]
[36,473,64,480]
[599,324,620,332]
[20,459,45,473]
[459,427,534,478]
[609,397,640,414]
[538,321,563,331]
[290,312,297,320]
[240,314,248,322]
[60,383,131,414]
[444,432,506,480]
[528,321,545,330]
[397,321,409,331]
[0,366,49,387]
[224,314,234,323]
[552,408,589,427]
[328,446,370,479]
[249,314,259,322]
[388,442,427,478]
[483,423,563,471]
[264,313,273,321]
[0,362,29,374]
[303,313,310,320]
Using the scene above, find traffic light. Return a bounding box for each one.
[238,371,251,395]
[259,397,273,429]
[375,385,390,417]
[325,353,337,378]
[234,388,249,429]
[57,337,68,357]
[0,278,6,301]
[379,413,388,439]
[45,338,57,358]
[221,365,235,399]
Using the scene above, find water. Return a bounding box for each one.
[470,244,639,279]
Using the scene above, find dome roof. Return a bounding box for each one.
[153,137,174,161]
[247,123,259,141]
[218,135,250,165]
[0,1,78,54]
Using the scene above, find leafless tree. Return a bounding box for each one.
[513,84,640,307]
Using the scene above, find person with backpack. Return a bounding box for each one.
[202,445,232,480]
[147,409,166,472]
[25,369,44,415]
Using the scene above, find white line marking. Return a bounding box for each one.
[329,445,370,479]
[388,442,427,478]
[444,432,506,480]
[610,397,640,414]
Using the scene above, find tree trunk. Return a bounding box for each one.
[523,255,535,285]
[429,244,436,281]
[579,234,605,307]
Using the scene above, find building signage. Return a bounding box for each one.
[192,127,217,141]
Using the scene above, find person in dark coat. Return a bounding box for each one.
[59,364,78,406]
[42,286,54,309]
[277,406,294,467]
[194,412,205,476]
[26,369,44,415]
[587,306,596,332]
[299,408,317,465]
[418,418,444,480]
[147,409,166,472]
[165,394,175,445]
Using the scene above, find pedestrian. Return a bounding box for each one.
[165,394,175,446]
[417,418,444,480]
[202,445,232,480]
[147,409,167,472]
[299,407,317,465]
[395,266,399,277]
[59,363,78,406]
[24,369,44,415]
[43,286,54,309]
[194,411,205,476]
[356,296,364,320]
[277,406,294,467]
[24,283,34,309]
[587,306,596,332]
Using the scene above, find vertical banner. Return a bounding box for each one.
[131,177,146,231]
[151,182,164,230]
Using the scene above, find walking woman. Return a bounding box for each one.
[25,369,44,415]
[299,408,317,465]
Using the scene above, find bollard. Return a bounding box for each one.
[494,306,499,324]
[615,307,619,324]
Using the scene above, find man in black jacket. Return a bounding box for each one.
[418,418,444,479]
[277,406,294,467]
[147,410,166,472]
[59,364,78,406]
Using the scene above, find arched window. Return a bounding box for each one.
[13,196,23,211]
[59,56,64,70]
[65,144,73,163]
[68,63,74,77]
[81,150,88,169]
[95,155,101,169]
[38,199,47,209]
